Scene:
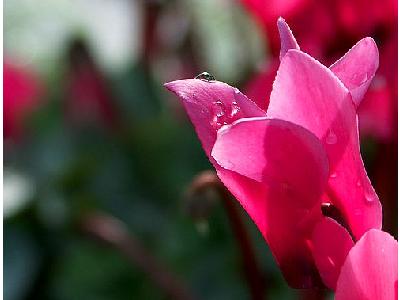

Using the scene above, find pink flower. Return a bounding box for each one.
[165,19,382,289]
[335,229,398,300]
[241,0,397,142]
[4,61,43,139]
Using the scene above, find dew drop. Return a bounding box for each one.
[210,115,218,126]
[326,130,337,145]
[195,71,215,81]
[234,88,240,94]
[365,192,375,203]
[213,100,225,117]
[230,101,240,117]
[330,172,337,179]
[356,180,362,187]
[210,101,227,129]
[327,256,335,266]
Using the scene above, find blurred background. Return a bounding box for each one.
[3,0,397,299]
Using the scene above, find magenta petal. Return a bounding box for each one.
[330,38,379,107]
[212,117,329,288]
[336,229,398,300]
[277,17,300,61]
[311,217,354,290]
[267,49,353,139]
[164,79,265,156]
[212,118,329,203]
[267,49,382,240]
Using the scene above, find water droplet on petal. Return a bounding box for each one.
[327,256,335,266]
[213,100,225,117]
[356,180,362,187]
[234,88,240,94]
[210,101,227,129]
[326,130,337,145]
[365,191,375,203]
[195,72,215,81]
[230,101,240,117]
[330,172,337,179]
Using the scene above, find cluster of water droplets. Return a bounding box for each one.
[210,90,242,130]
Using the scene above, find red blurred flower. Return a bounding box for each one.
[4,61,43,139]
[165,19,382,289]
[240,0,396,57]
[358,32,398,141]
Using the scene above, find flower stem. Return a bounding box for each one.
[187,171,265,300]
[80,212,197,300]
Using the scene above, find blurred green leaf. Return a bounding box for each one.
[4,225,41,300]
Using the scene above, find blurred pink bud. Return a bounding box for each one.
[65,39,118,129]
[4,61,43,139]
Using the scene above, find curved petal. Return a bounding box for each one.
[330,37,379,107]
[212,118,329,203]
[164,79,265,156]
[212,117,329,288]
[277,17,300,60]
[267,49,382,240]
[336,229,398,300]
[311,217,354,290]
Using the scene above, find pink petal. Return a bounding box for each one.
[267,49,382,240]
[212,118,329,201]
[329,37,379,107]
[311,217,354,290]
[164,79,265,156]
[277,17,300,60]
[336,229,398,300]
[212,117,329,288]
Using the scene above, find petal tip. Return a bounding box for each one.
[277,16,286,25]
[277,18,300,61]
